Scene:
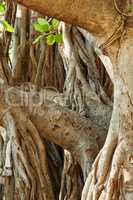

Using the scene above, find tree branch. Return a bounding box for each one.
[1,84,107,171]
[17,0,116,39]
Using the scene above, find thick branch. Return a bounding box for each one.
[1,85,107,170]
[17,0,117,39]
[11,100,106,172]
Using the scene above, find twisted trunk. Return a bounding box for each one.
[1,1,133,199]
[82,27,133,200]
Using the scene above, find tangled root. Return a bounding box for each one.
[0,109,55,200]
[82,135,133,200]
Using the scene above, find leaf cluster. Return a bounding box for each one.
[0,2,14,33]
[33,18,63,45]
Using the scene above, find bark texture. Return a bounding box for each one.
[17,0,118,40]
[1,0,133,200]
[0,2,112,199]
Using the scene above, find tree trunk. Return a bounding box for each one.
[0,2,111,199]
[1,0,133,200]
[82,27,133,200]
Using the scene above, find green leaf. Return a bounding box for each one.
[37,18,49,25]
[0,3,6,13]
[48,24,53,32]
[3,20,14,32]
[33,35,43,44]
[55,33,63,43]
[33,21,49,33]
[51,18,59,29]
[46,34,55,45]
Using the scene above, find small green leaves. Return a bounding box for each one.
[46,34,55,45]
[33,18,50,33]
[33,22,43,32]
[46,33,63,45]
[51,19,59,29]
[0,3,14,33]
[37,18,48,25]
[33,22,48,33]
[33,17,63,45]
[55,33,63,43]
[0,20,14,32]
[0,3,6,13]
[2,20,14,32]
[33,18,60,33]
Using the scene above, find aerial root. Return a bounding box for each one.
[0,109,55,200]
[81,135,133,200]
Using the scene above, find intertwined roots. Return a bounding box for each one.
[0,109,54,200]
[82,136,133,200]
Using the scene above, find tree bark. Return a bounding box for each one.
[16,1,133,199]
[82,26,133,200]
[2,1,133,199]
[0,85,107,172]
[17,0,118,40]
